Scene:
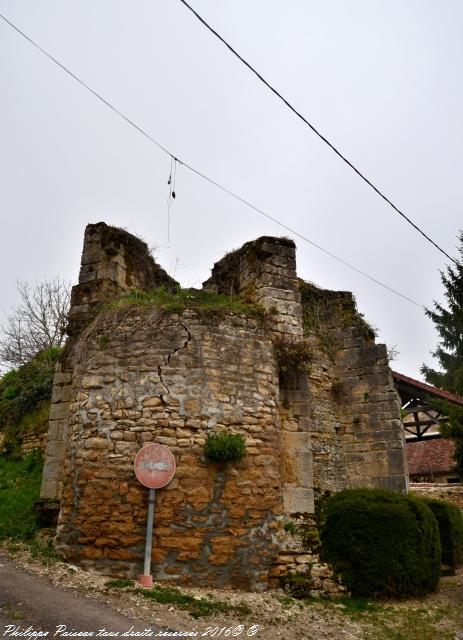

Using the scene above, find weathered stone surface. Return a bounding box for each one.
[410,483,463,509]
[283,486,315,513]
[40,226,408,593]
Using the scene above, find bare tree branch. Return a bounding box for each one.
[0,277,71,369]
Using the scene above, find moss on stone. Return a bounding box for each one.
[108,286,265,319]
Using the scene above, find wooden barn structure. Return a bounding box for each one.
[393,371,462,483]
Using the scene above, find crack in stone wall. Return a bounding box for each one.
[41,224,408,591]
[157,322,192,405]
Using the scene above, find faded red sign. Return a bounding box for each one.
[134,443,176,489]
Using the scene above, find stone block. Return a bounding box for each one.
[143,397,162,407]
[283,486,314,514]
[40,479,58,500]
[373,475,408,493]
[82,375,103,389]
[51,386,62,403]
[54,372,72,385]
[46,440,67,458]
[387,448,406,474]
[49,403,69,421]
[84,437,111,450]
[47,420,59,441]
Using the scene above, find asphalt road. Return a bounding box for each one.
[0,554,165,637]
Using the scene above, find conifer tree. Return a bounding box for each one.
[422,231,463,475]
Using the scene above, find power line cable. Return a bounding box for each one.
[178,0,457,267]
[0,12,423,308]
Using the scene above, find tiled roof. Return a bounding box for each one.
[393,371,463,406]
[406,437,457,476]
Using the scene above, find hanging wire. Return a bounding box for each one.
[166,156,174,243]
[166,157,180,243]
[0,11,427,307]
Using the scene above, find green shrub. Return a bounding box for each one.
[320,488,441,598]
[203,432,246,463]
[0,451,43,540]
[0,347,59,455]
[422,498,463,568]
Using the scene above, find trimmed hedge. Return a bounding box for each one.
[320,488,441,598]
[423,498,463,568]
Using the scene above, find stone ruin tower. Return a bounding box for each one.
[40,222,408,591]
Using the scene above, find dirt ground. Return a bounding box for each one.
[1,542,462,640]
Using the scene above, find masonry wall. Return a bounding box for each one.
[410,483,463,510]
[328,291,408,493]
[205,237,312,516]
[40,222,177,502]
[42,224,408,590]
[55,307,283,589]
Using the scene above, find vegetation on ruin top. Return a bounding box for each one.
[109,286,266,319]
[299,279,377,360]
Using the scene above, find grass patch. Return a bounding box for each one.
[109,287,264,319]
[0,452,43,540]
[106,579,134,589]
[277,595,297,609]
[1,604,25,620]
[334,596,382,616]
[137,584,251,619]
[28,540,62,564]
[302,594,457,639]
[361,605,457,640]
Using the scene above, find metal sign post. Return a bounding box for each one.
[134,443,176,588]
[141,488,156,587]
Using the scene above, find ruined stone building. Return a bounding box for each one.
[40,222,408,591]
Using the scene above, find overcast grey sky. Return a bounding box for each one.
[1,0,462,379]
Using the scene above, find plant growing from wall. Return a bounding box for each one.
[273,335,313,376]
[299,281,341,360]
[299,280,377,361]
[203,432,246,463]
[280,517,322,598]
[283,518,320,552]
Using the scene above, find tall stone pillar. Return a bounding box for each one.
[40,222,178,505]
[204,236,314,514]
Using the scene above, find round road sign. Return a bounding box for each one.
[134,443,176,489]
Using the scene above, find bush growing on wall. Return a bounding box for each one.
[320,488,441,598]
[423,498,463,568]
[203,432,246,463]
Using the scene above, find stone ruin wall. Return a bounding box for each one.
[41,222,177,504]
[410,484,463,511]
[40,222,408,591]
[203,239,408,587]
